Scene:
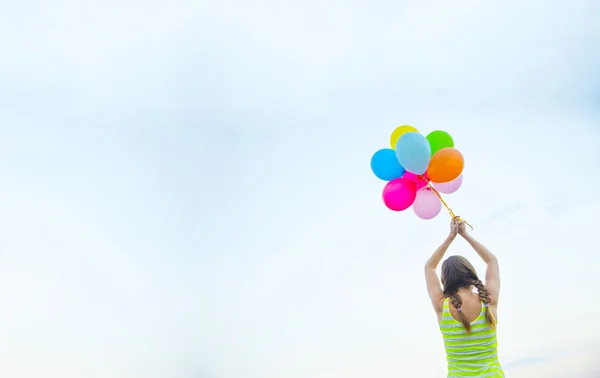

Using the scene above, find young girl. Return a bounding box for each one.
[424,218,504,377]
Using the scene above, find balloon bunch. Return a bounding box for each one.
[370,125,470,225]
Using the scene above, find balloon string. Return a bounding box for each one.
[422,177,473,230]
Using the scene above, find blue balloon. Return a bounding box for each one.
[395,132,431,174]
[370,148,405,181]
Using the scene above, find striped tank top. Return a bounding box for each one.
[440,298,504,377]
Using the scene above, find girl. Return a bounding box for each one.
[424,218,504,377]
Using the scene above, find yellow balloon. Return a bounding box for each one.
[390,125,419,149]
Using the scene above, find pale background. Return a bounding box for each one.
[1,0,599,377]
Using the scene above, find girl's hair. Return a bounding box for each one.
[441,255,496,333]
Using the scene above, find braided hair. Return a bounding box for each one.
[447,290,471,333]
[474,279,496,329]
[441,255,496,333]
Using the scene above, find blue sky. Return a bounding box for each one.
[1,1,600,377]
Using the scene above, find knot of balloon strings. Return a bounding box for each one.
[422,177,473,230]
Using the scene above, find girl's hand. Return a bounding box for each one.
[456,218,467,236]
[449,218,459,238]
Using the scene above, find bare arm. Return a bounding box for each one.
[460,228,500,306]
[425,219,458,314]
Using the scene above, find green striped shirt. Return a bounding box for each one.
[440,298,504,377]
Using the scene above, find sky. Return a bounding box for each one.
[1,0,600,377]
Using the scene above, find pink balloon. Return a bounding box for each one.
[382,178,416,211]
[433,174,463,194]
[413,187,442,220]
[402,171,429,191]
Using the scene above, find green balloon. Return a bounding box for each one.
[426,130,454,156]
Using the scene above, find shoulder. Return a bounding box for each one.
[434,296,447,313]
[434,297,447,324]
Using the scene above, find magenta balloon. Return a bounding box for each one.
[382,178,416,211]
[402,171,429,191]
[433,174,463,194]
[413,188,442,220]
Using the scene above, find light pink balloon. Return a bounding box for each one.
[402,171,429,191]
[413,187,442,220]
[382,178,416,211]
[433,174,463,194]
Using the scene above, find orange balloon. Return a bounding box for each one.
[427,148,464,183]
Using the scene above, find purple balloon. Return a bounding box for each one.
[382,178,416,211]
[433,174,463,194]
[413,187,442,220]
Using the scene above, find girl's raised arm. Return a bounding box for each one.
[424,219,458,313]
[459,223,500,306]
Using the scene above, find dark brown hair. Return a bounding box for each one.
[441,255,496,333]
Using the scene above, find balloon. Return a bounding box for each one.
[426,130,454,156]
[382,178,416,211]
[434,174,463,194]
[427,147,464,183]
[402,171,429,191]
[395,132,431,175]
[413,187,442,220]
[370,149,405,181]
[390,125,419,149]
